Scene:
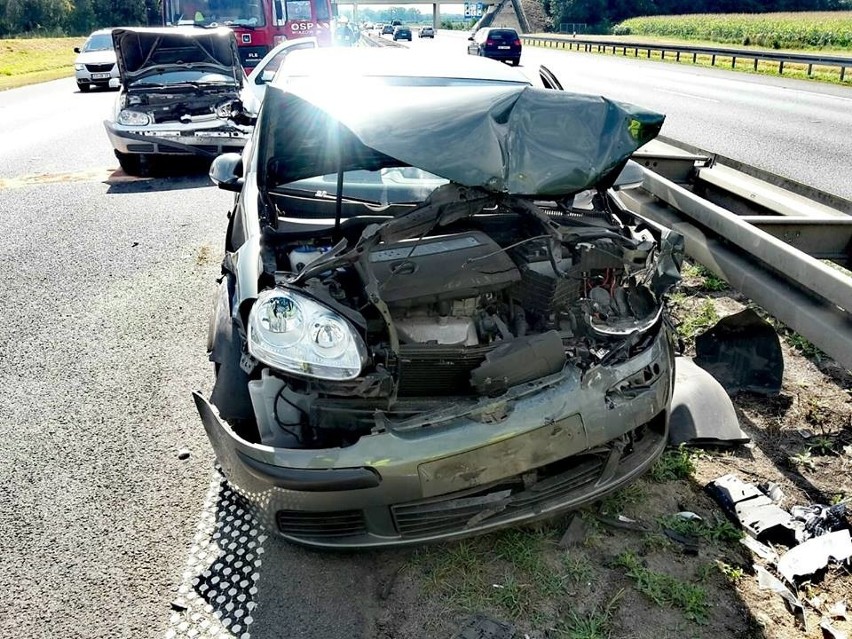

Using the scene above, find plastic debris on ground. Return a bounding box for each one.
[755,565,807,629]
[452,614,515,639]
[791,504,848,542]
[820,617,848,639]
[669,357,750,447]
[777,530,852,583]
[558,514,587,549]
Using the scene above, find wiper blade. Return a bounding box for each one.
[273,186,384,206]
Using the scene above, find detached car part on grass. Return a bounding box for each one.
[196,51,684,547]
[103,27,252,176]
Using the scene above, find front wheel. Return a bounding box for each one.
[78,83,90,93]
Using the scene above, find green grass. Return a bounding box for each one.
[599,482,646,515]
[616,551,710,623]
[614,12,852,50]
[682,263,729,292]
[554,591,624,639]
[0,36,84,90]
[675,299,719,342]
[657,514,743,543]
[649,446,695,482]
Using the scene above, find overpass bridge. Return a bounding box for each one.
[332,0,505,29]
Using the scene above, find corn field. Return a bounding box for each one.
[614,12,852,50]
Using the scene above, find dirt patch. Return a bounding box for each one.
[371,262,851,639]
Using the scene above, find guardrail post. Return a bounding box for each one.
[711,54,716,66]
[646,48,651,58]
[842,67,847,81]
[807,63,813,76]
[634,47,638,57]
[779,60,784,74]
[661,50,666,60]
[676,51,680,61]
[692,52,697,63]
[732,56,736,68]
[753,58,758,71]
[622,46,626,56]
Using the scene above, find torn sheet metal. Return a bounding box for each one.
[669,357,748,446]
[777,529,852,583]
[820,617,848,639]
[694,308,783,395]
[755,564,807,628]
[741,535,779,564]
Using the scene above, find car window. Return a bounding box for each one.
[285,0,311,20]
[257,42,315,84]
[84,34,113,52]
[489,30,517,41]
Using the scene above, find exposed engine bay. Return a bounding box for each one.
[122,86,240,125]
[232,182,683,450]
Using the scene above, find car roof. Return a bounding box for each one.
[272,48,530,85]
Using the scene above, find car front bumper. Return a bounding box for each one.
[194,328,674,548]
[104,120,249,158]
[76,67,120,87]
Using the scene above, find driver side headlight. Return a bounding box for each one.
[248,289,367,380]
[74,63,85,71]
[117,109,151,126]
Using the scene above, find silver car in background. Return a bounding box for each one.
[73,28,119,92]
[103,27,251,176]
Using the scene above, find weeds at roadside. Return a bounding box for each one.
[658,514,743,543]
[554,590,624,639]
[650,445,695,482]
[681,263,728,292]
[599,482,647,515]
[616,551,710,623]
[716,561,746,584]
[675,299,719,342]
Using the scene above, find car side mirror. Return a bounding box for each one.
[467,36,474,41]
[210,153,244,192]
[74,47,81,53]
[260,68,276,84]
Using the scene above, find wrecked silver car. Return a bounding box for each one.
[195,49,683,548]
[104,27,251,176]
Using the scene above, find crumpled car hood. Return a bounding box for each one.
[112,27,242,87]
[259,83,665,196]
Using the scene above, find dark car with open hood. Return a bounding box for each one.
[104,27,252,176]
[198,48,683,548]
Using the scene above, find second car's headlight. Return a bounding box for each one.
[117,109,151,126]
[248,289,367,380]
[74,63,85,71]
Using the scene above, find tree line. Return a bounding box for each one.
[0,0,160,37]
[543,0,850,33]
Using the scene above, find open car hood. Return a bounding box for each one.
[112,27,242,87]
[259,83,665,196]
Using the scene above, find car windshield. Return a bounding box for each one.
[84,34,113,52]
[131,69,237,86]
[275,167,448,207]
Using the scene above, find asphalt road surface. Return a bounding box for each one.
[0,36,849,639]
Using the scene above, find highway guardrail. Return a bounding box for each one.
[523,35,852,81]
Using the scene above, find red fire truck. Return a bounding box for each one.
[162,0,334,70]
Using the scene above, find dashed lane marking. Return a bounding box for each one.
[166,472,267,639]
[0,167,141,191]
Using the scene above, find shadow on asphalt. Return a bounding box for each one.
[104,158,213,194]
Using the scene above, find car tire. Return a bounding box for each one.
[512,58,520,66]
[115,151,143,176]
[78,83,90,93]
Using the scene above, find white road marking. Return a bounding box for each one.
[657,89,720,103]
[165,473,266,639]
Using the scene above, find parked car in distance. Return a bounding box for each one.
[201,47,680,548]
[468,27,522,66]
[73,28,120,92]
[381,24,394,35]
[419,26,435,38]
[104,27,251,176]
[393,26,412,41]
